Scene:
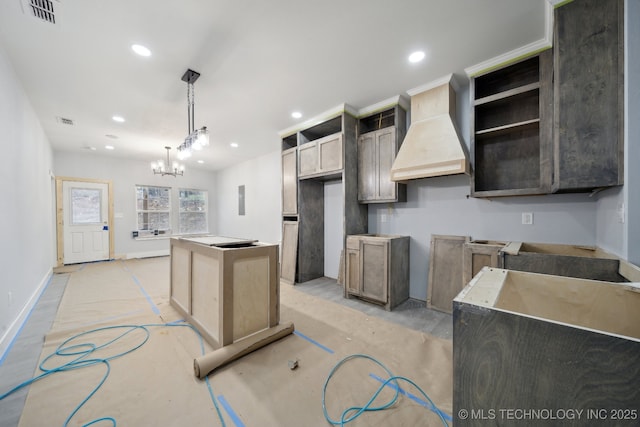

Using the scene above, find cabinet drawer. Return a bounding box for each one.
[346,237,360,250]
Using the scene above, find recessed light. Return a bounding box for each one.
[291,111,302,119]
[112,115,125,123]
[408,50,425,63]
[197,160,204,164]
[131,44,151,57]
[105,145,115,150]
[105,134,118,139]
[230,142,239,148]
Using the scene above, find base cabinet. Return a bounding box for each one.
[345,234,409,311]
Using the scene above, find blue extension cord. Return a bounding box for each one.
[0,321,226,427]
[322,354,450,426]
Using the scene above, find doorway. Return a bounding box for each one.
[56,177,114,265]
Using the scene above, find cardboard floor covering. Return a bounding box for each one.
[15,257,452,427]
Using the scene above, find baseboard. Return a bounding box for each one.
[0,268,53,364]
[124,249,170,259]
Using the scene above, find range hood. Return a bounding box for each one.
[390,75,470,181]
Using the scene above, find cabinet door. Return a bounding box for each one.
[281,221,298,285]
[282,147,297,215]
[376,128,396,200]
[553,0,623,191]
[318,133,343,174]
[298,142,318,177]
[358,132,377,202]
[360,238,388,303]
[345,247,361,296]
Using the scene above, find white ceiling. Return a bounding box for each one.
[0,0,547,172]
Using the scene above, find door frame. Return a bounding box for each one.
[56,176,114,267]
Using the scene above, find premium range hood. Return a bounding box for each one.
[390,75,470,181]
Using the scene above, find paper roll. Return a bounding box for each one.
[194,321,295,379]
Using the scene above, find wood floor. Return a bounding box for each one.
[0,262,452,427]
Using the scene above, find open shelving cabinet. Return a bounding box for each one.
[470,50,553,197]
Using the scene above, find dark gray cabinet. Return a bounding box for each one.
[345,234,409,311]
[471,51,553,197]
[471,0,623,197]
[553,0,624,191]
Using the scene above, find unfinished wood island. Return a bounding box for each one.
[170,236,279,349]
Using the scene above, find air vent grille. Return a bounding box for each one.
[21,0,60,25]
[57,116,74,125]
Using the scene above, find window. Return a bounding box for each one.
[71,187,102,224]
[136,185,171,235]
[179,188,208,235]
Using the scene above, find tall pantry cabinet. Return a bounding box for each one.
[279,107,368,285]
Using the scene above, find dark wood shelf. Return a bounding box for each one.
[474,82,540,106]
[475,118,540,137]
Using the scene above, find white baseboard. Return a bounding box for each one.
[0,268,53,363]
[124,249,170,259]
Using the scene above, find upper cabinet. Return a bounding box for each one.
[470,0,624,198]
[553,0,624,192]
[471,51,553,197]
[297,116,345,180]
[357,104,407,203]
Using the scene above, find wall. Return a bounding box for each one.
[53,151,217,258]
[622,0,640,265]
[215,150,281,245]
[368,176,600,300]
[0,45,55,358]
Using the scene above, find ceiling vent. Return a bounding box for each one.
[21,0,62,25]
[57,116,74,125]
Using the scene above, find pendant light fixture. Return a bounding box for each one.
[152,146,184,177]
[176,69,209,160]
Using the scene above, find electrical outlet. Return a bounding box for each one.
[522,212,533,225]
[380,213,388,223]
[617,203,625,224]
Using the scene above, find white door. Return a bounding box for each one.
[62,181,110,264]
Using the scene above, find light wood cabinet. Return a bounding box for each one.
[298,132,343,179]
[279,110,368,285]
[358,127,407,203]
[281,147,297,215]
[170,237,279,349]
[357,104,407,203]
[462,240,506,286]
[345,234,409,311]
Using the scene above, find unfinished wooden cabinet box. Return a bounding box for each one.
[462,239,505,286]
[170,237,279,349]
[501,242,628,282]
[345,234,409,311]
[454,267,640,426]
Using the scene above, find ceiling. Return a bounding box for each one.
[0,0,548,172]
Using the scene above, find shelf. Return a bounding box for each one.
[475,119,540,137]
[474,82,540,106]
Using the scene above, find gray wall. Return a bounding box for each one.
[0,44,55,354]
[368,176,601,300]
[215,150,281,245]
[623,0,640,265]
[54,151,218,258]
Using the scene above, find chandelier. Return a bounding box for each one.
[176,68,209,160]
[152,146,184,177]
